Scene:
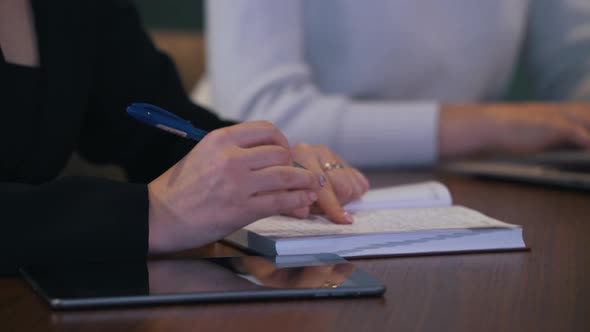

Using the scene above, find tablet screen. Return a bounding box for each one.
[21,254,385,308]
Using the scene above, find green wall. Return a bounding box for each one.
[503,57,534,101]
[134,0,204,31]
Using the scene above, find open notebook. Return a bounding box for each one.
[225,182,526,258]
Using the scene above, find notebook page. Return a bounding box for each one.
[344,181,452,212]
[244,206,518,238]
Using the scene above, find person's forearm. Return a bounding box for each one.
[438,104,495,159]
[439,102,590,158]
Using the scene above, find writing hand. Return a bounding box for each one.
[147,121,323,253]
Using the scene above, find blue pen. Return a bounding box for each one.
[126,103,209,141]
[126,103,308,170]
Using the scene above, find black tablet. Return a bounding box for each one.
[20,254,385,309]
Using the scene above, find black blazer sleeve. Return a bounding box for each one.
[1,178,148,276]
[78,0,235,181]
[0,0,235,276]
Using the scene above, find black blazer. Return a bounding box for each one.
[0,0,234,275]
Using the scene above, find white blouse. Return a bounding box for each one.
[202,0,590,166]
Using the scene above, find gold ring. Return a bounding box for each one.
[323,162,344,172]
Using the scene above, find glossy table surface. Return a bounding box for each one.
[2,170,589,332]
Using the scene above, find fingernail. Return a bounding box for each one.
[343,212,354,224]
[319,174,328,187]
[308,192,318,202]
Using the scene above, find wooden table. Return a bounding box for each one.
[2,170,589,332]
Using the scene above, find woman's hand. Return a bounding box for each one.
[289,144,370,224]
[440,103,590,158]
[147,121,323,253]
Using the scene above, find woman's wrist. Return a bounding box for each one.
[438,104,496,159]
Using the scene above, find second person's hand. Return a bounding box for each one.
[289,144,370,224]
[440,102,590,158]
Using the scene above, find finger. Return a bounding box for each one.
[326,264,356,286]
[350,168,370,193]
[249,190,318,218]
[555,116,590,149]
[258,268,293,288]
[344,168,366,202]
[340,160,370,193]
[564,105,590,129]
[325,167,356,204]
[238,145,291,170]
[219,121,291,149]
[334,263,357,276]
[291,145,353,224]
[321,156,362,204]
[325,160,367,204]
[571,125,590,148]
[250,166,322,194]
[292,166,353,223]
[286,206,310,219]
[307,148,352,202]
[240,257,277,279]
[549,106,590,149]
[291,265,335,288]
[320,192,354,224]
[323,272,348,288]
[305,170,354,224]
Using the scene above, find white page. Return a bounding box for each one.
[244,206,518,238]
[344,181,452,212]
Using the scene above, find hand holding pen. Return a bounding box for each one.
[127,104,368,247]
